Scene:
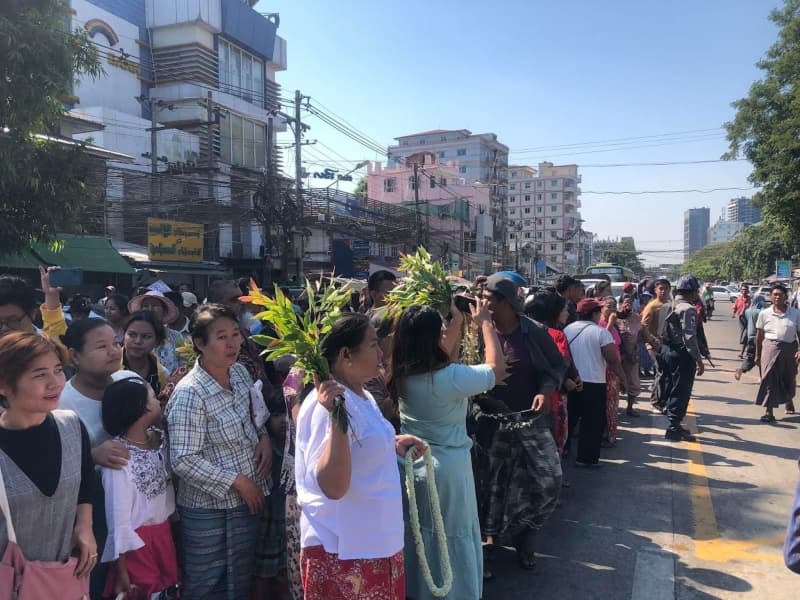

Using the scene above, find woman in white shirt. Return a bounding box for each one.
[295,313,427,600]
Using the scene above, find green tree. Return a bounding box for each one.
[0,0,101,254]
[354,177,367,202]
[601,238,645,275]
[724,0,800,256]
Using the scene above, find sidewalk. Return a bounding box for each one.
[485,312,799,599]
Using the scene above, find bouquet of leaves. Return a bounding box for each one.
[245,279,354,434]
[385,247,452,317]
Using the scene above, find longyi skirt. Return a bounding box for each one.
[300,545,404,600]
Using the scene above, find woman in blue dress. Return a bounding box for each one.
[388,299,505,599]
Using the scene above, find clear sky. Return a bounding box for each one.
[256,0,781,265]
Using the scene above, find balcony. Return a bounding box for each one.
[146,0,222,32]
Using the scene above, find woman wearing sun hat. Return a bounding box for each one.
[128,291,185,374]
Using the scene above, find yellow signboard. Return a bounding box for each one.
[147,218,204,263]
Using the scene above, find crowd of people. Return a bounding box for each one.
[0,263,795,599]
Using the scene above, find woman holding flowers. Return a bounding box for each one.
[388,300,505,599]
[295,313,428,600]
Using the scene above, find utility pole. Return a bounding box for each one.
[294,89,304,281]
[413,162,422,247]
[263,115,274,287]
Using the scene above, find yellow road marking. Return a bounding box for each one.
[684,401,784,563]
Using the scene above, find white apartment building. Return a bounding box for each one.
[506,162,583,274]
[708,219,744,244]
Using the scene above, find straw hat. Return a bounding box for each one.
[128,291,180,324]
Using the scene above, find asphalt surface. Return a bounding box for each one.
[483,302,800,599]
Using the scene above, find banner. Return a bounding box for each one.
[776,259,792,279]
[147,218,204,263]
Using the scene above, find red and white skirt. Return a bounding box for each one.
[300,545,404,600]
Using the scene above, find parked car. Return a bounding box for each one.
[709,286,731,301]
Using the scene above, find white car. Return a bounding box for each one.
[709,286,731,301]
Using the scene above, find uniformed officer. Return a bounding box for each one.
[659,275,705,441]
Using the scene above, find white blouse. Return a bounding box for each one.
[101,438,176,563]
[295,385,403,560]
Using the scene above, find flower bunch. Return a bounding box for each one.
[385,247,452,317]
[246,279,353,434]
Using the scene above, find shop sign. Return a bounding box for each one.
[147,218,204,263]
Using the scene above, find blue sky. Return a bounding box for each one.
[257,0,781,265]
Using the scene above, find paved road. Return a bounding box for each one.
[485,304,800,599]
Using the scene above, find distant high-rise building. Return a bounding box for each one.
[684,207,710,259]
[708,219,744,244]
[726,197,761,225]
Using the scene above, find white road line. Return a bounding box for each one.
[631,550,675,600]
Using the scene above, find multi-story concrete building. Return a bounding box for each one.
[387,129,509,264]
[367,154,493,277]
[684,207,710,259]
[68,0,288,276]
[505,163,583,275]
[726,197,761,225]
[708,219,744,244]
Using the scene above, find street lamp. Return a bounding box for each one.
[325,161,369,190]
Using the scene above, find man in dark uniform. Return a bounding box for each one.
[660,275,705,441]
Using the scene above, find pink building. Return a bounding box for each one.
[367,153,493,276]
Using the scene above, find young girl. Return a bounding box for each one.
[122,311,168,396]
[100,377,179,599]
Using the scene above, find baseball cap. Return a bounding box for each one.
[181,292,199,308]
[485,274,523,313]
[576,298,603,314]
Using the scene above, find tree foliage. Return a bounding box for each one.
[0,0,101,255]
[682,223,791,281]
[724,0,800,254]
[601,238,645,275]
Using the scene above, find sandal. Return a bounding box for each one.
[517,550,537,570]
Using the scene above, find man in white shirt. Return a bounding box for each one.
[755,283,800,422]
[564,298,627,466]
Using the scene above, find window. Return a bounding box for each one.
[537,194,543,201]
[510,184,516,190]
[509,233,516,239]
[565,178,575,187]
[536,231,543,239]
[524,207,531,214]
[550,218,557,225]
[408,176,417,190]
[524,195,530,202]
[430,176,436,188]
[510,208,517,215]
[419,139,426,145]
[551,193,558,200]
[459,166,467,173]
[550,244,557,251]
[441,135,447,141]
[524,232,531,239]
[509,219,516,227]
[550,205,558,212]
[551,179,559,187]
[219,39,265,108]
[550,231,558,239]
[536,206,543,213]
[524,182,531,189]
[457,148,467,156]
[384,177,396,192]
[511,171,518,178]
[510,196,516,203]
[438,151,445,159]
[524,219,531,226]
[219,111,266,168]
[439,176,447,187]
[537,180,543,188]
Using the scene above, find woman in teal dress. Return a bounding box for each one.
[388,300,505,599]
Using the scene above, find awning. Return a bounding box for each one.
[134,260,230,277]
[0,249,47,270]
[32,234,134,274]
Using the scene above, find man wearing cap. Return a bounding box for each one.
[478,273,565,570]
[641,278,672,409]
[98,285,116,307]
[660,275,705,441]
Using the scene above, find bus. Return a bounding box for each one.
[584,263,636,282]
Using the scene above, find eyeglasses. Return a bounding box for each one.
[0,314,29,331]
